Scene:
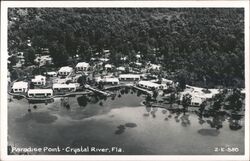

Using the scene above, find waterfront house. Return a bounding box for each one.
[102,77,119,85]
[75,62,90,72]
[58,66,73,76]
[179,91,206,106]
[137,81,162,90]
[12,81,28,93]
[31,75,46,86]
[52,83,78,92]
[119,74,141,81]
[27,89,53,98]
[185,85,220,99]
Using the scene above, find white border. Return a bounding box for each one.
[1,1,249,161]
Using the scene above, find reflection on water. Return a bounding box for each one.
[8,87,245,155]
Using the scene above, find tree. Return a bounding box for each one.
[169,93,176,108]
[226,88,243,113]
[182,93,192,111]
[152,89,158,100]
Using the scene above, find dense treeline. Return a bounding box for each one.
[8,8,244,87]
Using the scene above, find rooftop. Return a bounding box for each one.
[76,62,90,67]
[28,89,53,94]
[12,81,28,88]
[58,66,73,72]
[138,81,161,88]
[119,74,141,78]
[53,83,77,88]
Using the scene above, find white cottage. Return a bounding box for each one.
[12,81,28,93]
[27,89,53,98]
[75,62,90,71]
[31,75,46,86]
[58,66,73,76]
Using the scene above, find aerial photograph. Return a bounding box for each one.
[7,8,245,155]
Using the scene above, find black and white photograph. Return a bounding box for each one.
[0,1,249,161]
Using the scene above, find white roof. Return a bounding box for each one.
[46,71,57,75]
[119,74,141,79]
[184,85,220,99]
[100,58,109,62]
[162,78,173,83]
[103,49,110,53]
[12,81,28,89]
[35,75,46,79]
[150,64,161,69]
[58,66,73,72]
[28,89,53,94]
[136,54,141,58]
[135,62,142,66]
[53,83,76,88]
[104,77,119,82]
[138,81,161,88]
[105,64,112,68]
[76,62,89,67]
[117,66,126,71]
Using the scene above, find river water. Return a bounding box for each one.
[8,90,244,155]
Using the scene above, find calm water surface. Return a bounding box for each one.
[8,91,244,155]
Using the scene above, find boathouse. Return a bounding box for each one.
[27,89,53,98]
[75,62,90,71]
[31,75,46,86]
[12,81,28,93]
[137,81,162,90]
[119,74,141,81]
[58,66,73,76]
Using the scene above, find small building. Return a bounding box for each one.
[148,63,161,70]
[116,66,126,72]
[52,83,77,92]
[12,81,28,93]
[45,71,57,77]
[179,91,206,106]
[99,58,109,62]
[75,62,90,71]
[34,55,53,66]
[137,81,162,90]
[119,74,141,81]
[102,78,119,85]
[104,64,112,70]
[58,66,73,76]
[27,89,53,98]
[31,75,46,86]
